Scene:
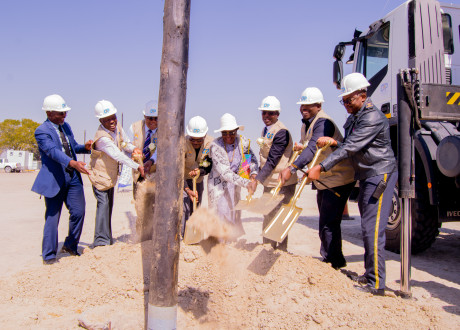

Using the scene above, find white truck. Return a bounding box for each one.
[332,0,460,253]
[0,158,22,173]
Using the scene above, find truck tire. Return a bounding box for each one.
[4,166,12,173]
[385,161,439,254]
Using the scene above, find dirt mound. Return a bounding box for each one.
[0,239,450,329]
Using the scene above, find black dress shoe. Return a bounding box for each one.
[43,258,58,265]
[341,269,368,285]
[354,284,385,296]
[61,246,81,256]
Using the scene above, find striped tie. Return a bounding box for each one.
[143,129,152,163]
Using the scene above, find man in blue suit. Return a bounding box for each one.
[32,94,92,265]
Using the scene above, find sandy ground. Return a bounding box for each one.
[1,171,460,329]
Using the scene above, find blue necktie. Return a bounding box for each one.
[263,126,268,137]
[143,129,152,163]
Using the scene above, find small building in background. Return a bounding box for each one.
[0,150,40,170]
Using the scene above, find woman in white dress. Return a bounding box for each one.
[207,113,258,235]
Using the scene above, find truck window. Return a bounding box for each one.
[442,13,453,55]
[356,23,390,83]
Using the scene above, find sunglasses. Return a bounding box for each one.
[190,137,204,143]
[262,111,278,116]
[221,131,237,136]
[340,94,361,105]
[145,117,158,121]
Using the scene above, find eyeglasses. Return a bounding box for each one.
[261,111,278,116]
[221,131,237,136]
[340,94,361,105]
[145,117,158,121]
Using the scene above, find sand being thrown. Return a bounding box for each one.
[186,207,242,246]
[133,177,156,242]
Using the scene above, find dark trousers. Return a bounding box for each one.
[93,186,115,246]
[42,171,85,261]
[316,181,355,268]
[358,172,397,289]
[182,179,204,237]
[262,184,296,251]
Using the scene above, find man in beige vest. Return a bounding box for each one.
[256,96,297,251]
[279,87,355,269]
[130,100,158,198]
[182,116,213,237]
[89,100,144,247]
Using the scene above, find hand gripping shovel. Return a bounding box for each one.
[183,173,205,245]
[237,143,305,215]
[262,142,331,243]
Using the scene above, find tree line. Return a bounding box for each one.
[0,119,40,160]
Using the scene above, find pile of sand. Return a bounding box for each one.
[0,238,448,329]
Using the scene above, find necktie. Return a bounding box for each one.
[304,120,311,134]
[263,126,268,137]
[143,129,152,163]
[58,125,72,158]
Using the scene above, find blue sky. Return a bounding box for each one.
[1,0,452,146]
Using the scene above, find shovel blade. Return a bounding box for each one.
[183,222,205,245]
[244,193,284,215]
[262,203,302,243]
[234,197,259,211]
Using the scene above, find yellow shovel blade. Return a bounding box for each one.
[262,203,302,243]
[243,193,284,215]
[183,222,205,245]
[234,197,260,211]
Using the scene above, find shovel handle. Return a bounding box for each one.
[192,172,200,211]
[287,141,331,206]
[270,180,283,197]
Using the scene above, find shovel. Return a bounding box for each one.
[262,142,331,243]
[183,173,205,245]
[239,144,305,215]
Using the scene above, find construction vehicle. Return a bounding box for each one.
[332,0,460,253]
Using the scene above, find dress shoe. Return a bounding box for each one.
[341,269,368,285]
[354,284,385,296]
[322,258,347,270]
[43,258,58,265]
[61,245,81,256]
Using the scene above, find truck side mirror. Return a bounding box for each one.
[333,44,346,61]
[333,60,343,90]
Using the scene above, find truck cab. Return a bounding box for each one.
[332,0,460,253]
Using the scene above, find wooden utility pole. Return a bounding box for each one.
[148,0,190,329]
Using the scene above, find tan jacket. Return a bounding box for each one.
[88,124,123,191]
[184,135,213,183]
[300,110,355,189]
[259,120,298,187]
[131,120,158,182]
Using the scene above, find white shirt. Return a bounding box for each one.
[95,125,139,170]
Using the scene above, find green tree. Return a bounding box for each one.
[0,119,41,160]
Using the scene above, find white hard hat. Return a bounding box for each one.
[186,116,208,138]
[258,96,281,112]
[214,113,244,133]
[42,94,71,112]
[339,72,371,97]
[297,87,325,105]
[143,100,158,117]
[95,100,117,118]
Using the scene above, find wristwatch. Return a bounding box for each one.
[289,165,297,174]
